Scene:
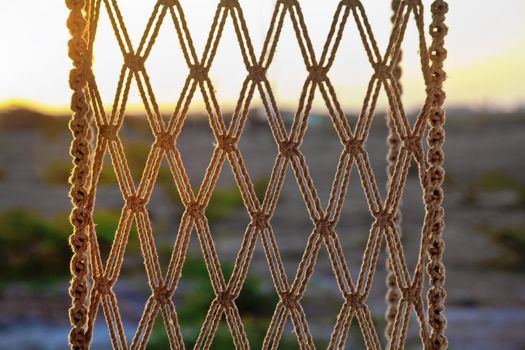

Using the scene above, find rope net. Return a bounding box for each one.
[66,0,448,348]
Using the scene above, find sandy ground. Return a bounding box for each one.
[0,110,524,349]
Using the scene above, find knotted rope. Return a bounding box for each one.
[66,0,92,349]
[66,0,449,348]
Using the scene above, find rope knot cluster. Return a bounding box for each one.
[247,65,266,82]
[153,284,172,305]
[189,64,209,81]
[217,134,237,153]
[341,0,361,8]
[344,137,364,157]
[344,293,364,308]
[307,65,328,83]
[373,61,391,81]
[217,290,234,308]
[125,195,146,212]
[315,216,335,238]
[155,131,175,151]
[94,276,112,295]
[280,291,299,310]
[402,133,422,155]
[124,52,144,72]
[251,211,270,230]
[220,0,239,9]
[279,140,298,158]
[159,0,176,7]
[98,124,118,140]
[278,0,298,8]
[374,209,395,228]
[69,221,88,247]
[187,201,205,219]
[401,286,420,304]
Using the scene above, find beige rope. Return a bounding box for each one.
[425,1,448,349]
[66,0,93,349]
[384,0,403,342]
[66,0,449,349]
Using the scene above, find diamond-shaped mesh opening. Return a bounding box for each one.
[177,0,219,54]
[120,132,155,184]
[235,242,280,348]
[301,246,344,348]
[300,102,346,207]
[397,163,427,272]
[67,1,449,348]
[346,318,373,349]
[237,0,276,55]
[90,5,125,107]
[176,109,216,187]
[113,1,154,44]
[172,252,219,348]
[114,234,151,324]
[208,164,251,280]
[334,166,376,282]
[298,0,341,55]
[326,5,376,116]
[271,166,316,282]
[237,96,278,201]
[148,158,184,272]
[265,14,309,116]
[399,7,431,117]
[207,18,249,119]
[143,14,190,115]
[363,111,394,200]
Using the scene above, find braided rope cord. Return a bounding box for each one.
[67,0,93,349]
[66,0,449,349]
[425,1,448,349]
[384,0,403,341]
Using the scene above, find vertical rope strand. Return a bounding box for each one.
[385,0,403,341]
[426,1,449,349]
[66,0,92,349]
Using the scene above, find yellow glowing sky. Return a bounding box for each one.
[1,0,524,115]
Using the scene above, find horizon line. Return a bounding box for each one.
[1,97,523,118]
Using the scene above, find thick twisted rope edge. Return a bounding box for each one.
[426,1,448,349]
[66,0,92,349]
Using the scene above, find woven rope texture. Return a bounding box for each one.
[66,0,449,348]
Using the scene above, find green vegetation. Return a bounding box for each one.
[0,209,70,284]
[156,167,183,206]
[122,140,153,179]
[477,170,523,191]
[206,177,269,223]
[480,225,525,270]
[464,169,525,207]
[253,176,270,203]
[0,209,139,285]
[206,186,244,222]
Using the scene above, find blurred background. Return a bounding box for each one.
[0,0,524,349]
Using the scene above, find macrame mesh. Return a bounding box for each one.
[66,0,449,349]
